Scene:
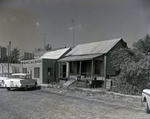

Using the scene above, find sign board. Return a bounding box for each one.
[22,59,42,64]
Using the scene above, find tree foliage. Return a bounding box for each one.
[10,48,20,63]
[45,44,52,51]
[35,44,52,52]
[111,34,150,95]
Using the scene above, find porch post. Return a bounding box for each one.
[66,62,70,78]
[79,61,82,76]
[91,60,93,80]
[104,55,107,89]
[58,62,61,78]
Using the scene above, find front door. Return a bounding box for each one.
[63,65,66,77]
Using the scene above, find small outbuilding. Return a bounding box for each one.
[21,47,71,84]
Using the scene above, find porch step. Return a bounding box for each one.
[63,79,76,87]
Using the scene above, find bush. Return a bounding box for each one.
[112,77,147,95]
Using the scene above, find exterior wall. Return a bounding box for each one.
[0,63,21,75]
[21,59,43,84]
[106,40,127,77]
[42,59,56,84]
[58,62,65,78]
[94,56,104,77]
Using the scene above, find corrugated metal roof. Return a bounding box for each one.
[59,54,103,62]
[66,38,122,56]
[40,47,70,59]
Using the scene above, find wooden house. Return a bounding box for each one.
[58,38,127,85]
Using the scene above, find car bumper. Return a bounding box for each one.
[4,84,22,88]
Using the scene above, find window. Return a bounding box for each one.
[47,67,53,75]
[22,68,27,73]
[95,60,100,74]
[34,67,40,78]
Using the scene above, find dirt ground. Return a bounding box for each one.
[41,86,149,118]
[0,86,149,119]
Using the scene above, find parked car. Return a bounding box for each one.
[3,73,37,91]
[0,76,9,87]
[141,89,150,113]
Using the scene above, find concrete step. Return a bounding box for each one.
[63,79,76,86]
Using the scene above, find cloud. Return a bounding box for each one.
[9,15,16,21]
[69,24,83,31]
[36,22,40,27]
[2,19,7,22]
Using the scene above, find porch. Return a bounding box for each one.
[58,54,107,82]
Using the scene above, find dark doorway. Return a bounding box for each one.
[63,65,66,77]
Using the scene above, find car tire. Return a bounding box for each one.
[146,100,150,113]
[24,85,28,91]
[34,82,37,88]
[7,88,11,91]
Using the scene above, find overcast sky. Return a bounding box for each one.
[0,0,150,54]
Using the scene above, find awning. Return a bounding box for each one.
[58,54,103,62]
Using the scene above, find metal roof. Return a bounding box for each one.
[66,38,122,56]
[59,54,103,62]
[40,47,70,59]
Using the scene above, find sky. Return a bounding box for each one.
[0,0,150,55]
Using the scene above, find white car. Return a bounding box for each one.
[142,89,150,113]
[3,73,37,91]
[0,76,9,87]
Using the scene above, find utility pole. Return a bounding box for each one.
[44,33,46,51]
[7,45,9,77]
[72,19,74,47]
[7,41,11,77]
[9,41,11,66]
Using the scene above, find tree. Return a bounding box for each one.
[35,47,43,52]
[45,44,52,51]
[111,34,150,95]
[11,48,20,63]
[35,44,52,52]
[133,34,150,54]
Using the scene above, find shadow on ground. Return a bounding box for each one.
[6,86,41,91]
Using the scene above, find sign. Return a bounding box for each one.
[22,59,42,64]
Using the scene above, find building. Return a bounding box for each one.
[21,47,71,84]
[0,63,21,76]
[23,52,34,60]
[58,38,127,85]
[0,46,7,60]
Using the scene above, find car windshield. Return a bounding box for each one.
[10,75,30,79]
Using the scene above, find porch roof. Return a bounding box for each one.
[58,54,103,62]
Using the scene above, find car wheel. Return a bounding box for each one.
[34,82,37,88]
[7,88,11,91]
[24,85,28,91]
[146,100,150,113]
